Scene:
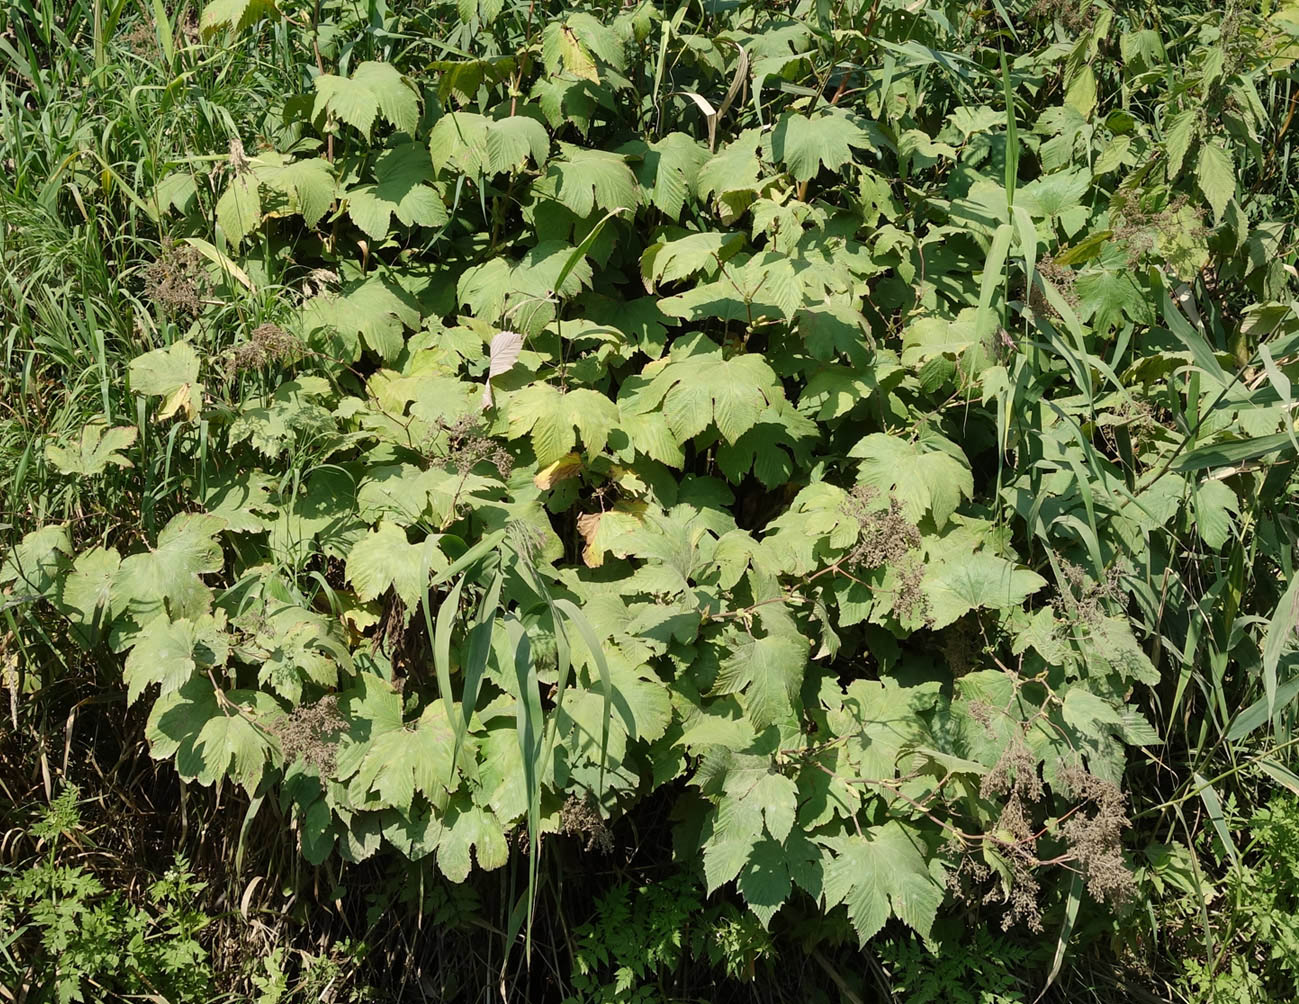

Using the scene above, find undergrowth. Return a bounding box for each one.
[3,0,1299,1001]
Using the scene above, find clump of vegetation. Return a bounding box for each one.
[0,787,216,1002]
[142,237,210,318]
[3,0,1299,999]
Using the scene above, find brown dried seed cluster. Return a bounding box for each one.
[1057,763,1136,907]
[224,323,300,374]
[559,795,614,854]
[124,20,160,59]
[1028,258,1081,319]
[962,733,1049,931]
[844,485,921,569]
[440,414,513,479]
[842,485,932,625]
[1027,0,1097,32]
[377,594,425,675]
[1052,558,1124,627]
[228,137,249,175]
[142,237,209,318]
[271,696,344,776]
[1099,397,1161,461]
[952,742,1138,931]
[1110,195,1206,265]
[981,736,1045,804]
[892,559,933,627]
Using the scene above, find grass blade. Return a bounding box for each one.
[1262,575,1299,721]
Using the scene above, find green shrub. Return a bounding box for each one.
[0,788,214,1003]
[3,0,1299,999]
[565,873,774,1003]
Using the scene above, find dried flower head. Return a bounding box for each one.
[142,237,209,318]
[1110,195,1206,266]
[559,795,614,854]
[439,414,513,480]
[1027,0,1097,32]
[302,268,340,299]
[841,485,931,624]
[1028,258,1081,320]
[961,727,1050,931]
[224,322,300,374]
[893,557,933,627]
[271,696,344,776]
[1052,558,1125,627]
[843,485,921,569]
[228,138,249,175]
[124,19,161,59]
[981,733,1045,805]
[1057,762,1136,907]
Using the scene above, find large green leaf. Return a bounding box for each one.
[620,334,786,445]
[849,431,973,527]
[199,0,278,35]
[123,612,229,704]
[1196,141,1235,222]
[146,677,280,793]
[44,420,137,476]
[429,112,550,176]
[822,822,945,943]
[711,613,808,728]
[128,342,202,420]
[112,513,226,621]
[923,551,1047,630]
[504,384,619,466]
[769,108,882,182]
[346,143,448,240]
[345,521,441,611]
[314,62,420,137]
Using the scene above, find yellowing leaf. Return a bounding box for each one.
[577,502,647,567]
[558,27,598,81]
[1064,64,1097,118]
[533,453,583,489]
[199,0,278,36]
[505,384,619,465]
[128,342,203,421]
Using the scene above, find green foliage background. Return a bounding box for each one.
[3,0,1299,1000]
